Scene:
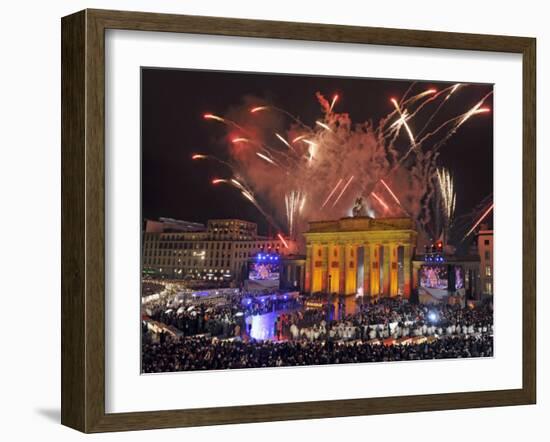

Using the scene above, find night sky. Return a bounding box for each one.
[141,68,493,237]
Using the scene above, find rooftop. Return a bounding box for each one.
[305,216,416,234]
[145,218,206,233]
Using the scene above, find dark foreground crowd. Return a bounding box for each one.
[146,292,301,338]
[142,293,493,373]
[148,303,244,338]
[141,333,493,373]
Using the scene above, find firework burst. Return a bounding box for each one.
[195,84,491,242]
[434,167,456,242]
[285,190,307,238]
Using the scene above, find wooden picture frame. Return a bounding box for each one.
[61,8,536,433]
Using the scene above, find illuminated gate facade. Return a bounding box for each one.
[304,217,417,297]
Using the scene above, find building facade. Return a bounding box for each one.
[477,227,494,296]
[142,218,297,283]
[280,255,306,292]
[303,217,417,296]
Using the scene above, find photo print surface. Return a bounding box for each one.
[140,68,494,373]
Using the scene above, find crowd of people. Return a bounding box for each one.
[282,298,493,342]
[240,294,301,316]
[144,289,302,339]
[141,281,165,297]
[147,302,244,339]
[142,290,494,372]
[142,333,493,372]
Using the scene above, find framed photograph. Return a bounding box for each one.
[61,9,536,433]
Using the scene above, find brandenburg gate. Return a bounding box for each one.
[303,217,417,297]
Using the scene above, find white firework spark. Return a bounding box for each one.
[197,84,491,240]
[435,167,456,241]
[285,190,307,238]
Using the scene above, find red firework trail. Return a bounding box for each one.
[371,192,389,211]
[380,179,402,206]
[277,233,289,248]
[321,178,343,208]
[331,176,355,208]
[463,203,494,240]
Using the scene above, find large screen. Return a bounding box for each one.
[420,265,448,289]
[248,262,280,281]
